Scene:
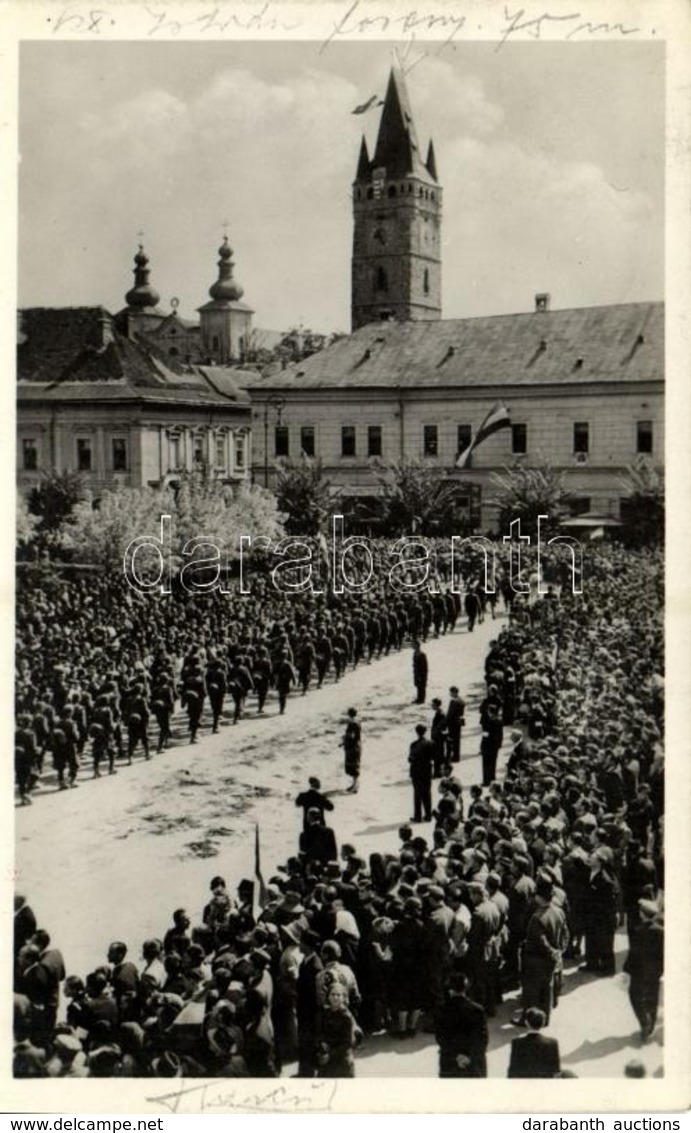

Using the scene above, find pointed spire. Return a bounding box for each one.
[125,244,160,309]
[209,235,244,303]
[425,139,438,182]
[372,67,427,179]
[356,136,371,181]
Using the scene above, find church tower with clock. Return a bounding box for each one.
[351,66,442,331]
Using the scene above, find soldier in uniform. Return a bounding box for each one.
[205,657,227,734]
[252,645,273,713]
[408,724,435,824]
[274,650,297,716]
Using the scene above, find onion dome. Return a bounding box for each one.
[209,235,244,302]
[125,245,160,308]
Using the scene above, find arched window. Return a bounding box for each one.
[367,187,374,200]
[375,266,388,293]
[169,346,179,356]
[408,183,413,193]
[387,184,397,197]
[212,335,219,351]
[424,268,430,295]
[430,191,435,201]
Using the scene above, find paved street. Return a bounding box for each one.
[15,609,663,1079]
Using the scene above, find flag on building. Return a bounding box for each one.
[456,402,511,469]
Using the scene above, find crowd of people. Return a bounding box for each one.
[13,543,665,1079]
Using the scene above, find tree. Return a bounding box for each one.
[371,458,465,537]
[16,494,39,551]
[58,484,166,570]
[618,457,665,546]
[490,461,572,538]
[28,470,88,534]
[274,457,339,535]
[58,472,285,572]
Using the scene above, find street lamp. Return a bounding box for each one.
[263,395,285,487]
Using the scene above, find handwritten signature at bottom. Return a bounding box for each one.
[146,1079,338,1115]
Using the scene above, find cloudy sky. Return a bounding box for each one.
[18,40,664,333]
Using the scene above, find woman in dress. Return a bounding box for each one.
[341,707,362,794]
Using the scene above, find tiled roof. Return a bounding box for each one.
[260,302,663,392]
[16,307,249,407]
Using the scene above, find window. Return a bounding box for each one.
[212,335,220,352]
[637,420,653,454]
[76,438,92,472]
[22,439,38,471]
[423,425,438,457]
[512,423,527,455]
[215,435,227,469]
[573,422,590,454]
[375,266,388,293]
[457,424,472,456]
[341,426,356,458]
[275,425,289,457]
[367,425,382,458]
[193,437,205,465]
[300,426,315,457]
[169,435,181,469]
[235,434,246,471]
[112,438,127,472]
[569,497,591,517]
[423,268,430,295]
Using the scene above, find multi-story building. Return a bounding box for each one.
[251,66,663,530]
[16,304,253,498]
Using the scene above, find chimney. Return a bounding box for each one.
[97,309,115,349]
[535,293,551,312]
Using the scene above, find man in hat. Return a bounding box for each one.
[435,967,488,1077]
[296,928,324,1077]
[446,687,466,764]
[623,899,664,1042]
[466,882,502,1017]
[582,846,618,976]
[295,777,334,832]
[513,875,565,1026]
[408,724,435,824]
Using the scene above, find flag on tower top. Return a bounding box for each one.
[352,95,383,115]
[456,402,511,468]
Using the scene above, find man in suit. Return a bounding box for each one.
[446,686,466,764]
[408,724,435,823]
[299,808,338,864]
[624,899,664,1042]
[435,967,489,1077]
[508,1007,561,1078]
[412,641,428,705]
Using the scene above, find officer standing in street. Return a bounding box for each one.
[408,723,435,823]
[412,641,428,705]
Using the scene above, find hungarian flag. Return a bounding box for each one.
[352,95,383,114]
[456,402,511,468]
[253,823,267,919]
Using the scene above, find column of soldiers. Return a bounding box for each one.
[15,557,470,803]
